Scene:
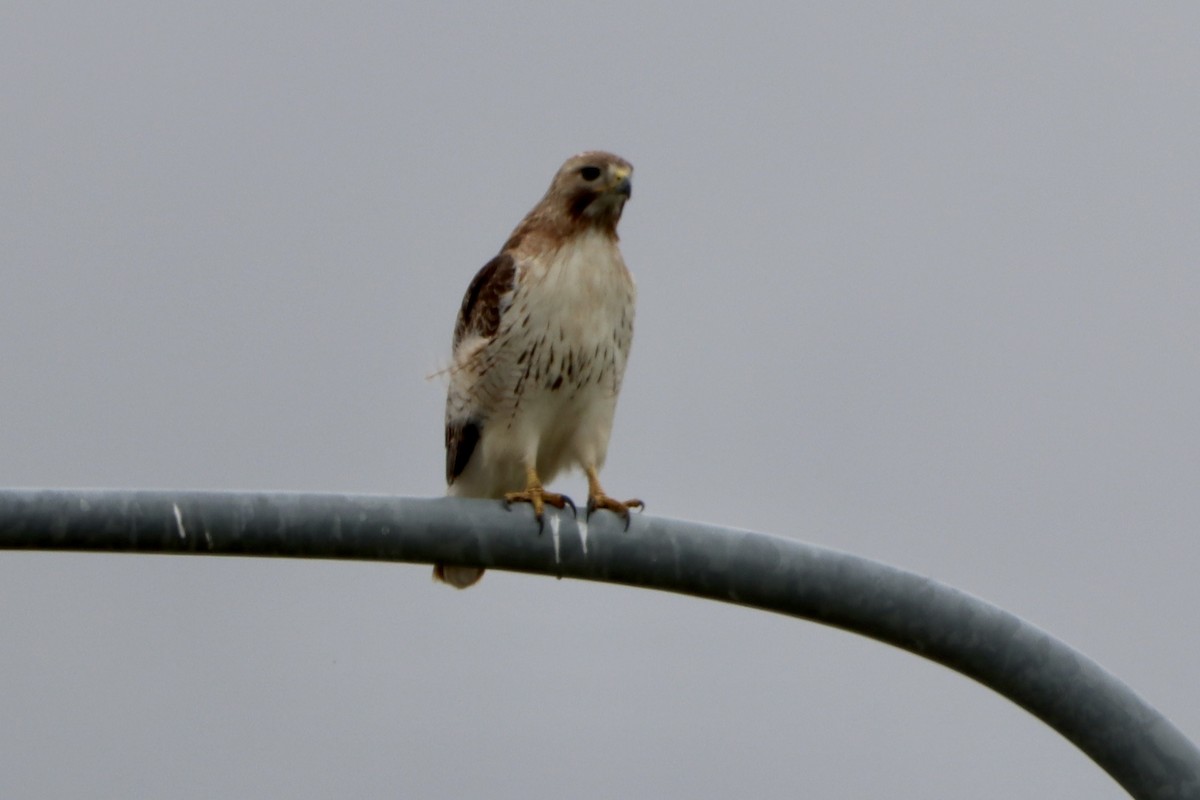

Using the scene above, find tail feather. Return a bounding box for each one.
[433,564,485,589]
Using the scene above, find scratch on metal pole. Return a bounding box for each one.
[172,504,186,540]
[549,514,561,564]
[576,517,588,555]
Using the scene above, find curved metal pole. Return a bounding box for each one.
[0,488,1197,799]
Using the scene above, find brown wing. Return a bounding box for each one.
[446,253,517,485]
[452,253,516,348]
[445,419,481,485]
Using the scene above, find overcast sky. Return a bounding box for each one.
[2,3,1198,797]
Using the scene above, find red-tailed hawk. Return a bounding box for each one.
[436,151,642,588]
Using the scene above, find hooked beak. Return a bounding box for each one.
[610,165,633,198]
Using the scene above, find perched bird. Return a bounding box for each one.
[436,151,642,588]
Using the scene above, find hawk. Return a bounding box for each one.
[436,151,642,588]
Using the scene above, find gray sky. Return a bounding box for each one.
[2,3,1198,797]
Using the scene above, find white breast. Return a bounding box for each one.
[474,230,636,490]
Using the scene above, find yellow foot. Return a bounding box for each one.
[587,493,644,530]
[504,485,576,531]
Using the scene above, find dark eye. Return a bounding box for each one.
[579,166,601,181]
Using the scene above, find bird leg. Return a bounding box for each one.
[585,466,643,530]
[504,465,576,530]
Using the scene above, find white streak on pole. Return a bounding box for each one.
[576,517,588,555]
[172,504,186,540]
[549,514,561,564]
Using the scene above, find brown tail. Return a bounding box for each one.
[433,564,485,589]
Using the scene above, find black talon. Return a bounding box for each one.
[562,495,577,518]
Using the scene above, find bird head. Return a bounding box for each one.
[548,151,633,226]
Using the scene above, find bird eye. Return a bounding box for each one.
[579,166,601,181]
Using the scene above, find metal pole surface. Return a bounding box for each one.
[1,488,1197,799]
